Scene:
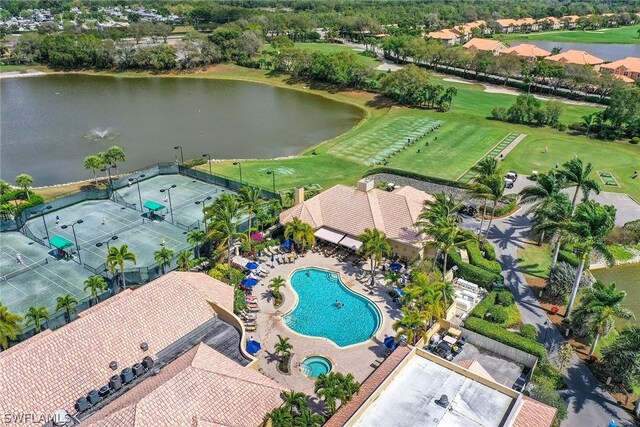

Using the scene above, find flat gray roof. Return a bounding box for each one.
[352,355,515,427]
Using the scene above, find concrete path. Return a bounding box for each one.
[461,212,636,427]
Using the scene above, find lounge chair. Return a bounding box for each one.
[245,325,256,332]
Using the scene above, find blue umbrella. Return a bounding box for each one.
[258,249,262,257]
[246,261,259,270]
[383,336,397,350]
[389,262,403,272]
[241,278,259,288]
[393,287,404,298]
[246,340,261,354]
[282,239,293,249]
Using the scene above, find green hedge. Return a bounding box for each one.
[520,324,538,340]
[363,167,470,189]
[558,249,581,268]
[448,251,503,288]
[482,241,497,261]
[465,240,502,274]
[470,289,521,327]
[493,194,517,217]
[469,292,496,319]
[465,317,547,360]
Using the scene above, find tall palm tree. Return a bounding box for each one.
[15,174,33,200]
[274,334,293,363]
[436,280,455,311]
[468,157,501,232]
[520,172,565,243]
[269,276,285,300]
[573,281,635,356]
[205,194,246,277]
[558,158,601,212]
[294,407,324,427]
[418,192,462,224]
[358,228,392,285]
[187,229,206,257]
[55,293,78,323]
[154,247,174,274]
[25,306,50,333]
[404,274,446,326]
[176,249,193,271]
[238,185,263,251]
[104,145,126,175]
[314,373,341,414]
[565,201,616,317]
[338,373,360,402]
[282,390,308,416]
[105,244,137,289]
[0,304,23,350]
[84,155,106,186]
[83,275,108,305]
[533,193,573,266]
[267,407,293,427]
[392,307,428,345]
[284,217,316,251]
[601,326,640,415]
[471,174,505,238]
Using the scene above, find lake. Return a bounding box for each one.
[592,264,640,327]
[512,41,640,61]
[0,75,363,185]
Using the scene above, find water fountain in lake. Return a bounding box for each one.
[84,127,120,141]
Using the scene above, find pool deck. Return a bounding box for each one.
[249,251,399,397]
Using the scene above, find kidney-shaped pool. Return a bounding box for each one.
[283,267,381,347]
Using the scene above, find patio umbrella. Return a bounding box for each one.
[389,262,403,272]
[246,339,261,355]
[282,239,293,249]
[393,287,404,298]
[245,261,259,270]
[383,336,398,350]
[241,278,259,288]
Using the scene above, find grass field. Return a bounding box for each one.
[261,42,382,68]
[496,24,640,44]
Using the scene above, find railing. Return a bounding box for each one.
[178,165,281,201]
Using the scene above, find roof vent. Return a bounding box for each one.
[152,366,161,376]
[357,178,374,192]
[142,356,154,370]
[87,390,100,405]
[52,409,69,426]
[109,375,123,391]
[132,363,145,377]
[140,342,149,352]
[75,398,89,413]
[435,394,450,409]
[120,367,134,383]
[109,361,118,371]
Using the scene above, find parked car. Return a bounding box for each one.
[504,178,514,189]
[505,171,517,182]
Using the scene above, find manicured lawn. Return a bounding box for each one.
[261,42,382,68]
[0,64,30,72]
[608,245,635,262]
[517,243,553,281]
[496,24,640,44]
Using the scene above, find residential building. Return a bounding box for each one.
[501,43,551,60]
[537,16,562,30]
[599,56,640,82]
[561,15,581,29]
[279,179,435,260]
[325,347,557,427]
[546,50,605,66]
[463,38,508,54]
[0,272,284,426]
[427,28,459,45]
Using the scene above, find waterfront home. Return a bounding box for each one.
[546,49,605,66]
[599,56,640,82]
[501,43,551,61]
[463,38,508,55]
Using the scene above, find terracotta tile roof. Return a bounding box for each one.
[562,15,581,22]
[546,50,605,65]
[600,56,640,75]
[428,29,459,40]
[324,346,412,427]
[611,74,636,83]
[85,343,285,427]
[496,18,517,27]
[0,272,234,422]
[279,184,434,246]
[502,43,551,58]
[454,359,496,382]
[513,395,557,427]
[463,38,507,52]
[538,16,562,24]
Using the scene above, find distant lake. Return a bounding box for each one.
[512,41,640,61]
[592,263,640,327]
[0,75,363,185]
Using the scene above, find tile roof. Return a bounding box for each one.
[428,29,459,40]
[600,56,640,74]
[279,184,434,246]
[546,50,605,65]
[0,272,235,423]
[513,396,557,427]
[463,38,507,52]
[502,43,551,58]
[455,359,496,382]
[84,343,285,427]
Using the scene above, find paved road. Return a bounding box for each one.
[461,212,636,427]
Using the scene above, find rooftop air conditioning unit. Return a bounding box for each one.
[98,385,110,398]
[109,375,122,391]
[142,356,154,370]
[75,398,89,413]
[132,363,144,377]
[120,367,134,383]
[87,390,100,405]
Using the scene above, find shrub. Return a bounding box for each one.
[520,324,538,340]
[554,123,567,132]
[569,122,584,132]
[557,249,580,268]
[530,383,568,421]
[447,250,503,288]
[488,305,509,323]
[533,360,565,390]
[491,107,508,121]
[496,289,515,306]
[630,137,640,145]
[464,317,547,360]
[363,168,469,189]
[544,262,591,302]
[482,241,497,260]
[184,157,207,168]
[492,194,517,217]
[465,240,503,274]
[469,292,497,319]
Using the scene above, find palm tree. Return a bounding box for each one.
[55,293,78,323]
[294,407,324,427]
[274,334,293,363]
[472,157,501,179]
[187,229,206,257]
[267,407,293,427]
[392,307,428,345]
[83,275,108,305]
[238,185,263,251]
[314,373,341,414]
[0,304,23,350]
[83,155,105,186]
[471,174,505,238]
[15,174,33,200]
[558,158,601,212]
[205,194,246,277]
[284,217,316,251]
[601,326,640,413]
[104,145,126,175]
[519,171,565,243]
[176,249,193,271]
[154,247,174,274]
[25,305,50,333]
[269,276,285,300]
[419,192,462,224]
[574,281,635,356]
[565,201,616,317]
[533,193,573,266]
[282,390,308,416]
[404,274,446,325]
[105,244,137,289]
[436,280,455,311]
[358,228,392,285]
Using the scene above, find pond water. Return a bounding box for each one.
[512,41,640,61]
[0,75,363,185]
[591,264,640,327]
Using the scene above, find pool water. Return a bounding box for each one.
[284,267,381,347]
[301,356,332,377]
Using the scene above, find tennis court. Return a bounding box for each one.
[329,116,442,166]
[0,232,89,315]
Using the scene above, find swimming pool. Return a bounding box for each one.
[283,267,381,347]
[301,356,332,377]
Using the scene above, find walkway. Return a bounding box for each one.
[457,133,526,183]
[461,212,635,427]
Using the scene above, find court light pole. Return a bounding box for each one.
[266,170,276,194]
[61,219,84,265]
[31,205,53,247]
[128,174,146,212]
[159,185,177,224]
[194,196,213,230]
[174,146,184,165]
[96,235,119,250]
[202,153,212,176]
[233,161,243,183]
